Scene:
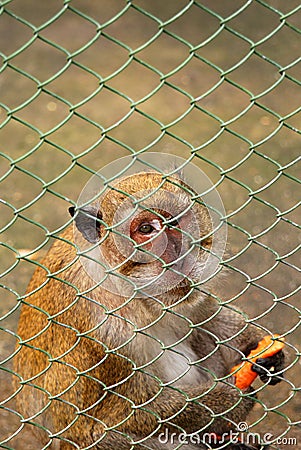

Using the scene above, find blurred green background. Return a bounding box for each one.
[0,1,300,448]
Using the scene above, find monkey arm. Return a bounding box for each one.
[198,299,279,362]
[91,378,254,449]
[149,381,254,436]
[92,366,254,437]
[191,297,285,388]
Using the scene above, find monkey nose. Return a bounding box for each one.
[132,232,169,264]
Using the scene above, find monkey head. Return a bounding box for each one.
[70,171,220,306]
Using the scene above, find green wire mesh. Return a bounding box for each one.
[0,0,300,449]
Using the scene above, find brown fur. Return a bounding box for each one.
[14,172,269,449]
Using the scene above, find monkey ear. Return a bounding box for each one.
[69,206,102,244]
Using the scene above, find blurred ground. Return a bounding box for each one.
[0,1,300,449]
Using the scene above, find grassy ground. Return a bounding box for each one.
[0,1,300,448]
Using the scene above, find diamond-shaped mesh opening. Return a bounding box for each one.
[74,35,129,79]
[141,82,191,125]
[168,108,219,146]
[195,30,251,73]
[165,3,220,46]
[16,91,70,134]
[197,79,251,122]
[108,60,160,103]
[258,24,301,67]
[104,5,159,51]
[167,56,220,98]
[108,109,162,150]
[10,38,69,83]
[138,31,191,75]
[7,0,63,27]
[1,67,37,111]
[76,85,131,130]
[259,77,301,116]
[0,10,33,56]
[229,53,282,94]
[257,126,300,165]
[196,132,251,172]
[41,8,98,54]
[50,114,102,155]
[230,106,280,142]
[230,2,281,42]
[47,64,100,105]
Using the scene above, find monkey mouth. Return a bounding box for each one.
[113,250,198,296]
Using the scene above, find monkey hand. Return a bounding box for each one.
[252,349,285,385]
[231,335,285,389]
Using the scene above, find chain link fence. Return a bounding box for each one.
[0,1,300,449]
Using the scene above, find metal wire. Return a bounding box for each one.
[0,1,300,449]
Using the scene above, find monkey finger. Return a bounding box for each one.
[251,351,285,385]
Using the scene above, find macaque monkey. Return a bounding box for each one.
[14,171,284,449]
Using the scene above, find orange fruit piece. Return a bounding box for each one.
[231,334,285,390]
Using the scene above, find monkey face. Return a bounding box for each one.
[71,171,222,303]
[102,197,199,296]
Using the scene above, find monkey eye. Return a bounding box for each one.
[138,223,155,234]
